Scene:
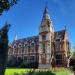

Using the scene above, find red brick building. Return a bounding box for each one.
[8,6,71,68]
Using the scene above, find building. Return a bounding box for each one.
[8,6,71,68]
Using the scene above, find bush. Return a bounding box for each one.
[19,61,38,68]
[69,58,75,71]
[7,56,17,67]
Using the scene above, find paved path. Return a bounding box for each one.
[70,72,74,75]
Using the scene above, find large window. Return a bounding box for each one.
[13,45,18,54]
[24,44,28,54]
[56,54,62,65]
[31,43,34,53]
[18,44,23,54]
[28,46,30,53]
[42,43,45,53]
[30,56,35,62]
[42,35,46,41]
[55,39,60,51]
[56,54,62,59]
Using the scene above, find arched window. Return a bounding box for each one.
[13,44,18,54]
[18,43,22,48]
[31,43,35,53]
[24,44,28,54]
[42,43,45,53]
[18,43,22,54]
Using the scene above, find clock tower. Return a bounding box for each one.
[38,6,54,68]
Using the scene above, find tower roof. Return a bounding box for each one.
[43,5,50,20]
[44,5,48,14]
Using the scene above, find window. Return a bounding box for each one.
[56,54,62,59]
[55,39,60,51]
[42,43,45,53]
[42,35,46,41]
[56,54,62,65]
[24,56,27,61]
[47,20,50,26]
[18,44,23,54]
[28,46,30,52]
[13,45,18,54]
[30,56,35,62]
[24,44,28,54]
[19,44,22,48]
[14,45,16,48]
[31,43,34,53]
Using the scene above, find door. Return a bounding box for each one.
[41,54,46,64]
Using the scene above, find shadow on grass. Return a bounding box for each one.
[14,70,56,75]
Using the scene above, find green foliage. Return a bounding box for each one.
[73,65,75,71]
[7,56,17,67]
[7,56,38,68]
[10,70,56,75]
[0,25,10,75]
[69,58,75,71]
[19,61,38,68]
[0,0,18,15]
[73,51,75,58]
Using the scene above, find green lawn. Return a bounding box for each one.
[5,68,72,75]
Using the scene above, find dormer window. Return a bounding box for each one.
[13,44,17,48]
[18,43,22,48]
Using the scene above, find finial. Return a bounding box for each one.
[45,0,47,8]
[44,0,48,14]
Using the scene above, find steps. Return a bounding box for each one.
[38,64,51,69]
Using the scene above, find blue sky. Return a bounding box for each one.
[0,0,75,47]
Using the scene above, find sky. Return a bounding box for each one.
[0,0,75,48]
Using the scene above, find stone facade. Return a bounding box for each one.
[8,6,71,68]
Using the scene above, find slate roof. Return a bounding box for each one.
[11,36,39,46]
[10,29,66,46]
[54,30,65,40]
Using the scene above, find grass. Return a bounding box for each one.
[5,67,72,75]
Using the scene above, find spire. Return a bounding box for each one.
[14,35,18,41]
[42,3,50,20]
[65,26,67,32]
[44,2,48,14]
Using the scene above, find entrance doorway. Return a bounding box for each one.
[56,54,62,66]
[41,55,46,64]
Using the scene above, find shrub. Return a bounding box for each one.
[7,56,17,67]
[19,61,38,68]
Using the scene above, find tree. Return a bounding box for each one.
[0,0,18,15]
[0,24,10,75]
